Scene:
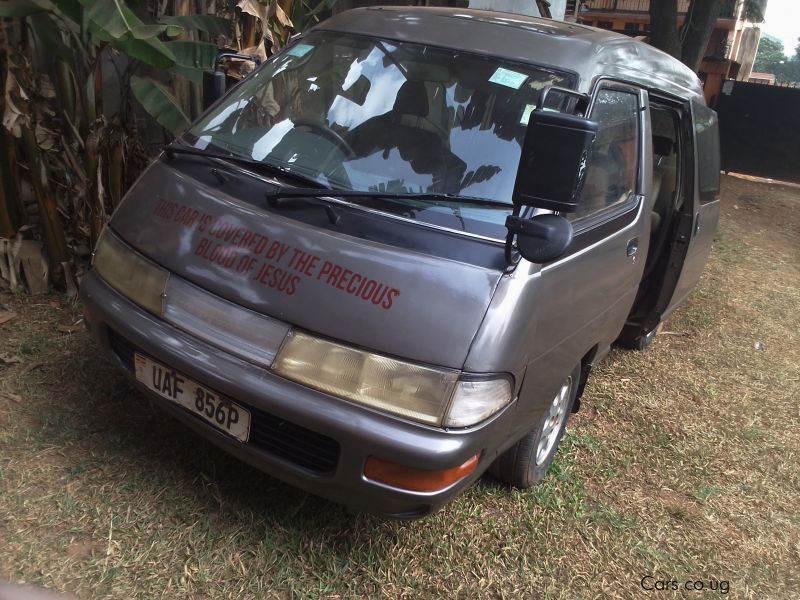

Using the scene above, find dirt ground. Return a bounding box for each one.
[0,174,798,599]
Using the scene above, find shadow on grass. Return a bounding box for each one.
[33,338,394,546]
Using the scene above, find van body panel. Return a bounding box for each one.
[109,161,504,369]
[665,101,722,315]
[665,200,720,314]
[466,199,648,412]
[80,272,516,517]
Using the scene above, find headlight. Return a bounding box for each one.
[272,331,459,425]
[93,230,169,316]
[93,231,289,367]
[272,331,514,427]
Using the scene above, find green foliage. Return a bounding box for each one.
[80,0,168,40]
[159,14,232,37]
[130,76,190,135]
[4,0,217,133]
[753,36,787,72]
[0,0,51,17]
[755,36,800,84]
[743,0,766,23]
[166,40,219,70]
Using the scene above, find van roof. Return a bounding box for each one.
[316,7,704,102]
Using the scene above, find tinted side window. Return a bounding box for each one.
[571,89,639,222]
[693,102,721,204]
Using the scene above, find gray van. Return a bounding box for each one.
[81,7,721,518]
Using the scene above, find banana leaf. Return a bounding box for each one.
[79,0,167,41]
[130,76,190,136]
[89,18,177,69]
[0,0,53,18]
[159,14,232,37]
[165,40,218,70]
[27,12,76,75]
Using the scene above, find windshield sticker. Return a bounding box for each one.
[153,198,401,310]
[287,43,313,58]
[520,104,536,125]
[489,67,528,90]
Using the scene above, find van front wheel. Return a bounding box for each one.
[489,365,580,488]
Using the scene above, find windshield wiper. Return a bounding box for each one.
[163,143,325,189]
[264,187,512,209]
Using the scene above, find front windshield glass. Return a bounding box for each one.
[187,32,571,221]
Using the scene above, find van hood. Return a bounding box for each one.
[109,161,505,369]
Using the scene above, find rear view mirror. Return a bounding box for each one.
[202,53,262,110]
[202,70,226,109]
[512,110,598,213]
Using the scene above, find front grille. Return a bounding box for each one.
[107,329,340,474]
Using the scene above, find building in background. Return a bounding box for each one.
[333,0,554,19]
[748,71,776,84]
[563,1,765,81]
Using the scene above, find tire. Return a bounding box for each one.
[490,364,581,488]
[615,321,662,351]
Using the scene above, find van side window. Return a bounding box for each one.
[570,89,639,222]
[693,102,721,204]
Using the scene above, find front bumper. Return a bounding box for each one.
[80,271,515,517]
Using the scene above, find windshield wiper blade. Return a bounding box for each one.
[264,187,512,209]
[163,144,325,189]
[164,144,344,223]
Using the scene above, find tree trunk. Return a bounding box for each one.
[681,0,724,71]
[649,0,681,60]
[85,123,105,245]
[173,0,195,119]
[0,27,23,235]
[0,155,14,237]
[19,125,69,276]
[0,130,20,236]
[108,128,125,209]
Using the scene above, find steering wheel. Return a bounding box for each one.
[291,118,356,158]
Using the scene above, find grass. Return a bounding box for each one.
[0,174,798,599]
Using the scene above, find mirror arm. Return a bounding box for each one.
[214,53,262,72]
[504,205,523,265]
[537,86,591,117]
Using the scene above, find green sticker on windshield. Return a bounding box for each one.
[489,67,528,89]
[287,43,313,57]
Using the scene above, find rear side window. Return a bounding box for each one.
[693,102,721,204]
[571,89,639,222]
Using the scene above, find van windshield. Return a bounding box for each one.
[186,32,570,219]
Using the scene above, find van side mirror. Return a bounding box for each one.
[512,110,598,212]
[505,214,573,264]
[202,69,226,109]
[202,53,262,110]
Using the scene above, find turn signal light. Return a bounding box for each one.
[364,453,480,492]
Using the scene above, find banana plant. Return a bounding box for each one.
[0,0,230,282]
[0,0,229,134]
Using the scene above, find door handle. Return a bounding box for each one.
[626,237,639,259]
[694,213,701,236]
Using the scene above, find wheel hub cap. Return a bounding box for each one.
[535,376,572,465]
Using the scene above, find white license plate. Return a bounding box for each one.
[134,353,251,442]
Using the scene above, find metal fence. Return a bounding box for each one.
[716,80,800,183]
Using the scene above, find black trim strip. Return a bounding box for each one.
[560,196,641,258]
